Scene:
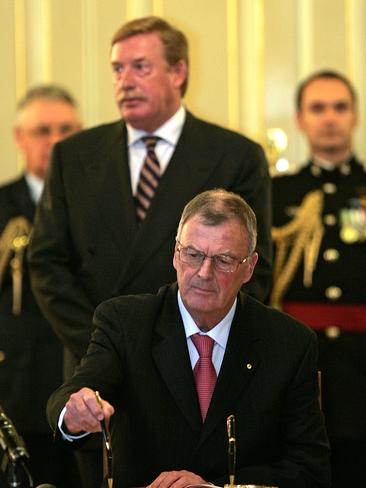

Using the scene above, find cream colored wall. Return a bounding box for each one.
[1,0,366,183]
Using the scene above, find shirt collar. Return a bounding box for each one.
[25,172,44,203]
[127,105,186,147]
[177,290,236,349]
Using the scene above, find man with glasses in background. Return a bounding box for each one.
[0,85,81,487]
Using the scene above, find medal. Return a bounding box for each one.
[339,206,366,243]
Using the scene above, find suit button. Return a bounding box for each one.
[325,286,342,300]
[323,248,339,262]
[323,182,337,194]
[0,351,5,362]
[324,214,336,226]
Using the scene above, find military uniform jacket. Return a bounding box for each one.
[0,175,63,434]
[272,156,366,440]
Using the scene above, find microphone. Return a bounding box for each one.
[0,405,29,462]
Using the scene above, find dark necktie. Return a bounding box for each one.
[135,136,160,221]
[191,333,217,421]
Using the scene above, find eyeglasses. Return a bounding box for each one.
[26,124,78,139]
[175,240,249,273]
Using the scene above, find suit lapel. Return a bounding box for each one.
[152,285,202,433]
[199,294,261,444]
[83,122,138,257]
[119,112,225,288]
[15,176,36,221]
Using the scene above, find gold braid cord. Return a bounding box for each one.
[0,216,32,315]
[270,190,324,309]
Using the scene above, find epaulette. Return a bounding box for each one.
[0,217,32,315]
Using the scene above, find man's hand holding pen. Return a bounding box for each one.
[64,387,115,434]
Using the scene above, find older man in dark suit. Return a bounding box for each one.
[28,16,272,488]
[0,85,81,487]
[47,189,330,488]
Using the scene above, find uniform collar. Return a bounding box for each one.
[310,155,353,177]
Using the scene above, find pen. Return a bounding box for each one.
[95,391,110,450]
[95,391,113,488]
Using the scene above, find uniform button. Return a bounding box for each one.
[0,351,5,362]
[323,248,340,262]
[324,214,336,226]
[340,164,351,175]
[325,326,341,339]
[311,165,321,176]
[246,363,252,370]
[325,286,342,300]
[323,182,337,194]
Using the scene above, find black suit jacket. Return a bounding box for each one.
[28,111,272,371]
[0,176,63,434]
[47,284,330,488]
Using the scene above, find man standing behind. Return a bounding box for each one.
[0,85,81,486]
[271,71,366,487]
[28,16,271,487]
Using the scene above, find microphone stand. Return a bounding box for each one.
[224,415,236,488]
[0,406,34,487]
[223,414,278,488]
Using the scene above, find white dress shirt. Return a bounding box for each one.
[25,172,44,204]
[59,290,237,441]
[127,105,186,194]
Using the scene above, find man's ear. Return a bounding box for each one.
[13,126,25,150]
[242,251,259,285]
[173,249,178,271]
[171,60,187,90]
[296,110,309,134]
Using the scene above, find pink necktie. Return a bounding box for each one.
[191,334,217,421]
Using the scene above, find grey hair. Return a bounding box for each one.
[15,84,78,125]
[176,189,257,254]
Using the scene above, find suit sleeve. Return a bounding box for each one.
[28,144,95,361]
[233,142,272,302]
[214,331,331,488]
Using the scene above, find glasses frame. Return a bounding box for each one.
[175,240,250,273]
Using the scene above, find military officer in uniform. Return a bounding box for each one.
[0,85,81,487]
[271,70,366,488]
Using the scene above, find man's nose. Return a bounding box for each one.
[118,66,136,88]
[197,256,215,278]
[49,130,66,146]
[322,108,338,122]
